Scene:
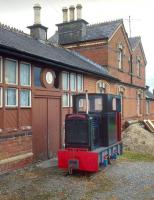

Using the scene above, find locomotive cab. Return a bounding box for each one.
[65,94,121,150]
[58,93,122,173]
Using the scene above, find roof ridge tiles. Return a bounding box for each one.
[0,22,29,37]
[87,19,123,27]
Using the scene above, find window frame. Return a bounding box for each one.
[146,100,150,115]
[0,57,2,83]
[62,71,69,91]
[0,87,2,108]
[118,48,123,70]
[5,58,18,85]
[5,88,18,107]
[62,93,69,108]
[77,74,83,92]
[20,62,31,86]
[137,59,141,78]
[70,73,76,92]
[20,89,31,108]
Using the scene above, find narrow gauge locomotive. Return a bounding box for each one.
[58,93,122,173]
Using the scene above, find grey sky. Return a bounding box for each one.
[0,0,153,90]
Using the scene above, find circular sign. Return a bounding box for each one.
[46,71,53,84]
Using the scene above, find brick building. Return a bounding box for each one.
[0,4,119,173]
[49,5,150,122]
[0,3,152,173]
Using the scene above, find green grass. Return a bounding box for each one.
[120,151,154,162]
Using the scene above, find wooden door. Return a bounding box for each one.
[47,98,61,158]
[33,97,61,161]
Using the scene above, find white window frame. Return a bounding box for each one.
[20,89,31,108]
[5,88,18,107]
[62,93,69,107]
[146,100,150,115]
[5,58,18,85]
[0,57,2,83]
[70,73,76,92]
[77,74,83,92]
[20,62,31,86]
[62,72,69,91]
[0,88,2,107]
[137,94,141,115]
[118,48,123,70]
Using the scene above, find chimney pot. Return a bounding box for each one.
[69,5,75,21]
[76,4,82,20]
[62,7,68,22]
[33,3,41,24]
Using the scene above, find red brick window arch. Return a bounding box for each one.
[96,80,110,94]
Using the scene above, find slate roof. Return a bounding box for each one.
[129,36,141,50]
[146,89,154,100]
[0,24,116,80]
[84,19,123,41]
[49,19,123,44]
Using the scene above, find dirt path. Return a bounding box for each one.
[0,160,154,200]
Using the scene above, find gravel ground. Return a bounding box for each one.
[0,160,154,200]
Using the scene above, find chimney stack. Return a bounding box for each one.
[69,5,75,21]
[33,3,41,24]
[62,7,68,23]
[27,3,48,41]
[76,4,82,20]
[153,89,154,95]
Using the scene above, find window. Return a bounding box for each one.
[77,74,83,92]
[0,57,2,83]
[137,59,141,77]
[119,92,123,115]
[34,67,42,87]
[0,88,2,107]
[20,63,31,86]
[94,98,102,111]
[137,94,141,115]
[5,59,18,85]
[146,100,150,115]
[97,82,106,93]
[20,90,31,107]
[5,88,18,107]
[70,73,76,91]
[118,48,123,69]
[62,93,69,107]
[62,72,69,90]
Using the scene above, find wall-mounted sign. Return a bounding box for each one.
[41,68,56,88]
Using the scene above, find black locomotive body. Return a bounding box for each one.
[58,93,122,173]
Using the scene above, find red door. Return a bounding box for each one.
[33,97,61,161]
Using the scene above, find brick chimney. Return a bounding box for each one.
[62,7,68,23]
[57,4,88,45]
[27,3,48,41]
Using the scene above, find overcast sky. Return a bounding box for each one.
[0,0,153,91]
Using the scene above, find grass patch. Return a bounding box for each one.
[120,151,154,162]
